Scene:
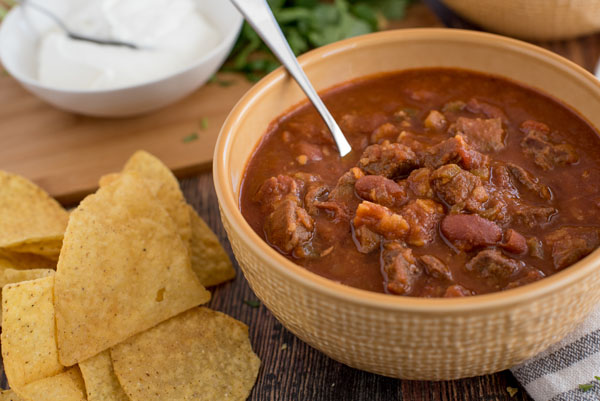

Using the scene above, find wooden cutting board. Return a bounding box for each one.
[0,71,253,205]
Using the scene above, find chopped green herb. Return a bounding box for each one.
[199,117,208,130]
[222,0,414,81]
[182,132,199,143]
[579,383,594,392]
[243,299,260,308]
[208,74,236,87]
[1,68,9,77]
[506,387,518,397]
[595,376,600,381]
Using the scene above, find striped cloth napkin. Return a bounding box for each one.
[511,307,600,400]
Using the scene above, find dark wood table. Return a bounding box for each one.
[186,3,600,400]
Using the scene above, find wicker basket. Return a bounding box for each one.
[214,29,600,380]
[442,0,600,40]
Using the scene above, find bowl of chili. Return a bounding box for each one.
[213,28,600,380]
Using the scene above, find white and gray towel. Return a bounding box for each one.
[511,307,600,401]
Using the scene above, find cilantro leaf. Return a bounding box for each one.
[243,299,261,308]
[579,383,594,392]
[222,0,414,81]
[182,132,199,143]
[199,117,208,130]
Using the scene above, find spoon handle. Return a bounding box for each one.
[229,0,352,157]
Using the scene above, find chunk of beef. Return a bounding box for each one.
[304,183,329,215]
[491,164,518,194]
[254,175,303,213]
[505,269,545,290]
[545,226,600,269]
[371,122,400,144]
[466,98,507,121]
[520,120,578,170]
[506,163,552,200]
[478,196,509,224]
[400,199,444,246]
[264,199,314,255]
[431,164,489,212]
[424,110,447,131]
[481,163,553,227]
[501,229,527,255]
[353,201,410,240]
[353,224,381,254]
[527,237,544,259]
[419,255,452,281]
[339,113,388,135]
[444,284,473,297]
[293,141,323,164]
[317,167,364,220]
[396,131,430,153]
[382,242,420,295]
[441,214,502,251]
[421,135,489,170]
[451,117,505,152]
[512,204,556,228]
[358,142,418,178]
[355,175,408,209]
[406,168,434,198]
[286,121,333,145]
[465,249,524,280]
[292,172,321,185]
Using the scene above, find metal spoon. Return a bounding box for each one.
[229,0,352,157]
[17,0,141,49]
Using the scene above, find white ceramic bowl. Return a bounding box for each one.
[0,0,242,117]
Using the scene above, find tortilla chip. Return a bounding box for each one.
[111,307,260,401]
[0,268,55,289]
[79,350,129,401]
[187,205,235,287]
[55,172,210,366]
[0,250,56,270]
[1,276,64,391]
[121,151,191,247]
[17,367,86,401]
[0,256,14,270]
[6,239,63,260]
[98,173,120,187]
[0,171,68,256]
[0,390,24,401]
[0,269,55,327]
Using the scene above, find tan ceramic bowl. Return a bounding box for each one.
[442,0,600,40]
[214,28,600,380]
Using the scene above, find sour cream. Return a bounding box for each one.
[38,0,221,90]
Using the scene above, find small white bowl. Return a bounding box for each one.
[0,0,242,117]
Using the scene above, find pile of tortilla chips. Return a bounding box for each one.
[0,151,260,401]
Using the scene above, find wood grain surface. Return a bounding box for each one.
[0,72,252,204]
